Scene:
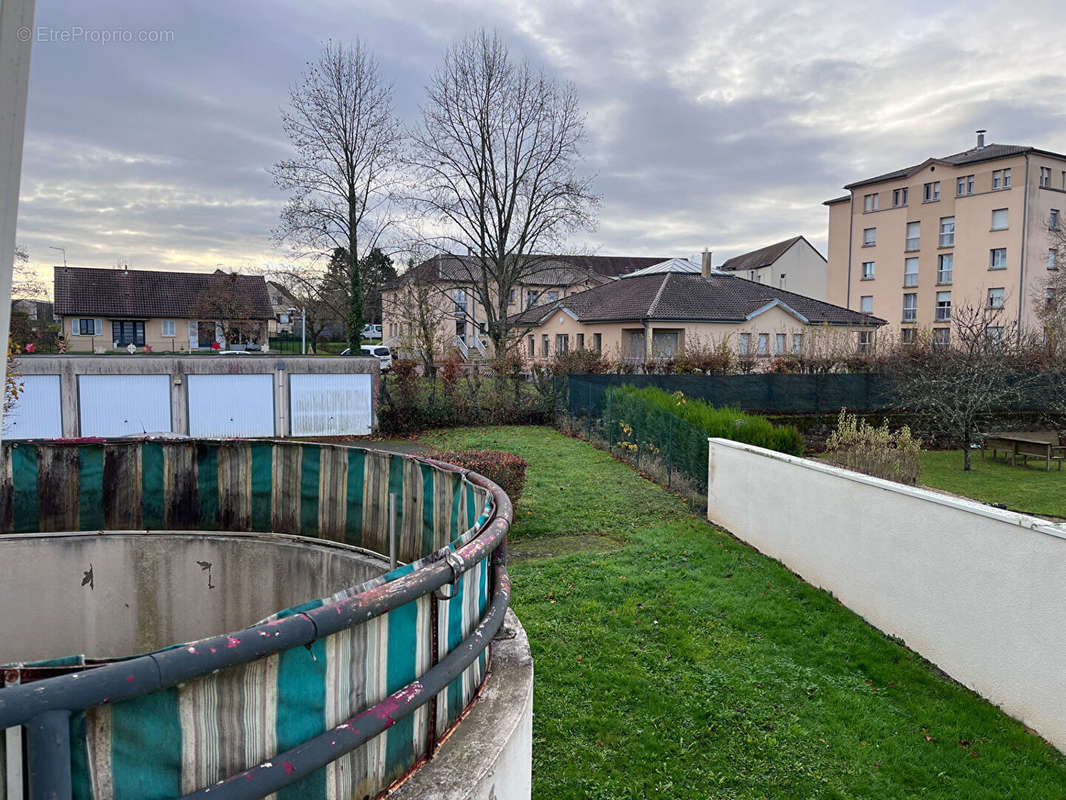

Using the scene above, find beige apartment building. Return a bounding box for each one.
[825,132,1066,343]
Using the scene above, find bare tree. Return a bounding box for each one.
[272,40,401,350]
[408,30,598,364]
[383,277,449,376]
[891,304,1039,471]
[269,266,345,352]
[192,273,265,347]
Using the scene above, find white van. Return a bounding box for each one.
[358,344,392,371]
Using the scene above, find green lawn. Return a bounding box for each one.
[919,449,1066,519]
[424,426,1066,800]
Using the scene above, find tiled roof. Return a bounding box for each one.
[719,236,823,272]
[54,267,274,319]
[509,271,883,327]
[389,254,673,289]
[620,258,702,277]
[843,143,1060,190]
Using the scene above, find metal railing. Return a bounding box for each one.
[0,454,512,800]
[453,335,469,360]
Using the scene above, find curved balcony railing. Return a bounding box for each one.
[0,439,512,800]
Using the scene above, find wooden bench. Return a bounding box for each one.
[982,431,1066,471]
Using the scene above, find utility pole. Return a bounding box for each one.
[301,305,306,355]
[48,245,65,266]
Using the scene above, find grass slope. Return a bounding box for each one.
[919,449,1066,519]
[425,426,1066,799]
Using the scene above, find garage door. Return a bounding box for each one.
[79,375,172,437]
[4,375,62,439]
[289,373,372,436]
[188,374,275,437]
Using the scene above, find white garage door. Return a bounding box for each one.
[4,375,62,439]
[188,374,275,437]
[290,373,372,436]
[79,375,172,437]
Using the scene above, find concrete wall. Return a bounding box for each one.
[392,609,533,800]
[10,354,379,438]
[706,437,1066,752]
[0,531,386,663]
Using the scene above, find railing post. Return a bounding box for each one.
[26,709,71,800]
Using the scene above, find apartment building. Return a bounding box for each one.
[825,132,1066,343]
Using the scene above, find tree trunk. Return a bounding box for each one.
[346,209,363,351]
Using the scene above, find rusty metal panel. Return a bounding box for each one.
[78,375,172,437]
[187,374,275,438]
[3,374,61,439]
[289,373,372,436]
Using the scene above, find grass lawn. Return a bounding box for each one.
[424,426,1066,799]
[919,449,1066,519]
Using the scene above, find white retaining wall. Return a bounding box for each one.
[707,437,1066,752]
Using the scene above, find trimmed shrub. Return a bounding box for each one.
[824,408,922,485]
[433,449,527,507]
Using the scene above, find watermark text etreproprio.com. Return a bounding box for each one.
[17,26,175,44]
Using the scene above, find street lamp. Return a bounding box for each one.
[49,245,66,266]
[288,306,306,355]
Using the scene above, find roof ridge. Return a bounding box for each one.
[646,273,671,318]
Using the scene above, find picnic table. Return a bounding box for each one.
[982,431,1066,471]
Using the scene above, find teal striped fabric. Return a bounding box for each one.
[0,439,499,799]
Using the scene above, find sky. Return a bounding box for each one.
[14,0,1066,290]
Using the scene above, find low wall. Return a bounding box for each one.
[6,354,379,439]
[706,437,1066,752]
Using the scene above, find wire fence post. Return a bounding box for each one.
[667,413,673,490]
[587,382,593,441]
[636,403,642,469]
[606,389,612,453]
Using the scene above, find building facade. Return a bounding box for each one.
[54,266,274,353]
[825,133,1066,343]
[511,256,883,365]
[718,235,828,300]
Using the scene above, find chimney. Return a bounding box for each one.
[976,129,986,149]
[701,249,713,278]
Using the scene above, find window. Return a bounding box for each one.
[541,334,549,357]
[863,193,879,212]
[74,318,101,336]
[576,333,584,350]
[1040,167,1052,188]
[775,333,786,354]
[956,175,974,196]
[862,227,876,246]
[454,288,467,314]
[901,328,916,346]
[1050,249,1058,270]
[861,261,875,280]
[932,328,950,349]
[546,290,559,303]
[757,333,769,356]
[779,273,786,288]
[935,291,952,322]
[738,333,750,355]
[1062,170,1066,190]
[991,208,1008,230]
[528,335,535,357]
[905,221,920,251]
[555,333,569,353]
[892,188,908,207]
[938,216,955,247]
[792,333,803,354]
[937,253,953,284]
[992,168,1011,189]
[593,333,602,352]
[508,289,516,304]
[923,181,940,202]
[1051,209,1060,231]
[904,257,919,287]
[902,293,917,322]
[112,320,145,347]
[857,331,872,354]
[987,287,1005,309]
[161,319,176,338]
[989,247,1007,269]
[860,295,873,314]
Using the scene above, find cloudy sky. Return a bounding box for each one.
[14,0,1066,288]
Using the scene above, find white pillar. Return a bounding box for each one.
[0,0,37,442]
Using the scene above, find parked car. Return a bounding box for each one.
[361,323,383,339]
[341,344,392,371]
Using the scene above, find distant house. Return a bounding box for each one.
[266,280,298,335]
[509,255,883,363]
[11,299,54,327]
[380,253,671,361]
[718,235,828,301]
[54,266,274,352]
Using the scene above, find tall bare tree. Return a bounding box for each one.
[1038,217,1066,352]
[272,40,400,350]
[408,30,598,363]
